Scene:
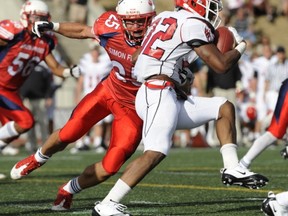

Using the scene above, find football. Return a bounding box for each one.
[214,26,235,53]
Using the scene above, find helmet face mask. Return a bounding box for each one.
[116,0,156,46]
[175,0,223,28]
[20,0,50,32]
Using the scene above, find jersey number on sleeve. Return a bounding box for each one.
[105,14,120,30]
[142,17,177,60]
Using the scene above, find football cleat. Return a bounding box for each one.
[92,200,131,216]
[51,186,73,211]
[10,154,43,180]
[70,145,90,154]
[95,146,106,154]
[1,145,19,156]
[220,165,269,189]
[261,191,288,216]
[280,144,288,159]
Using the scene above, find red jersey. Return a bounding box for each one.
[0,20,56,90]
[93,11,140,110]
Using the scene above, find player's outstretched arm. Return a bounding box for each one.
[44,53,81,78]
[33,21,94,39]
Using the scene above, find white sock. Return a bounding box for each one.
[102,179,132,203]
[75,139,84,148]
[63,177,82,194]
[34,148,50,163]
[0,121,19,140]
[276,191,288,206]
[240,132,276,168]
[220,143,238,169]
[83,136,90,145]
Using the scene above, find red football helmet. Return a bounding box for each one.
[20,0,50,32]
[116,0,156,46]
[174,0,223,28]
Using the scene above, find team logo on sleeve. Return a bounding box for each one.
[204,27,213,42]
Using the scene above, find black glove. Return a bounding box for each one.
[32,21,55,37]
[70,65,81,78]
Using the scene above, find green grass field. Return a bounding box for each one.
[0,145,286,216]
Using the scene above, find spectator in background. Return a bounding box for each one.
[206,64,243,146]
[68,0,88,24]
[52,0,69,19]
[237,53,258,146]
[70,42,113,154]
[232,8,257,44]
[247,0,277,22]
[252,44,274,139]
[222,0,245,17]
[20,62,61,153]
[255,34,276,56]
[265,46,288,114]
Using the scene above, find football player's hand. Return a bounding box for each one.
[280,145,288,159]
[32,21,56,37]
[228,27,243,45]
[70,65,81,78]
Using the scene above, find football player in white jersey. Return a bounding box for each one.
[91,0,268,215]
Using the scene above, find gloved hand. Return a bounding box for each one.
[32,21,56,37]
[70,65,81,78]
[62,65,81,78]
[228,27,243,45]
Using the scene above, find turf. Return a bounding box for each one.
[0,145,286,216]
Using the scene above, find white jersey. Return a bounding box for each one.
[135,9,215,84]
[79,53,112,95]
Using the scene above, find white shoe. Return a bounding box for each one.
[95,146,105,153]
[69,145,90,154]
[92,200,130,216]
[261,191,288,216]
[220,165,269,189]
[0,173,6,179]
[1,145,19,156]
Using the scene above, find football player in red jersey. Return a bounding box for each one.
[10,0,156,212]
[0,0,80,154]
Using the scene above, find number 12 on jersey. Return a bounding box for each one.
[142,17,177,60]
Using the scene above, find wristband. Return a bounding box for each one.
[235,42,246,55]
[52,22,60,31]
[62,68,71,78]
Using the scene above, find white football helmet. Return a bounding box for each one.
[175,0,223,28]
[20,0,50,28]
[116,0,156,46]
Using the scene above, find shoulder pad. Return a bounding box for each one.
[93,11,122,36]
[0,20,24,40]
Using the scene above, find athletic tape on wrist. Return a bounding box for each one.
[235,42,246,55]
[62,68,71,78]
[53,22,60,31]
